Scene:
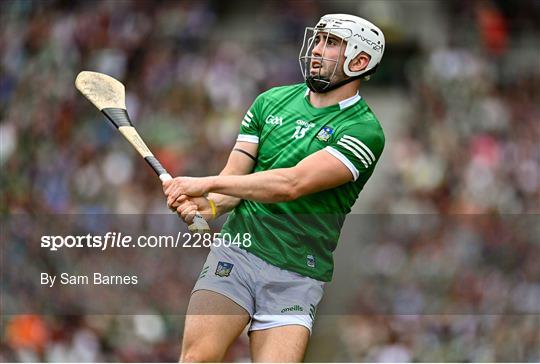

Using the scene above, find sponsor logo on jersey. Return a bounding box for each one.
[292,120,316,139]
[307,254,316,268]
[281,305,304,313]
[215,261,234,277]
[316,126,334,142]
[265,114,283,126]
[296,119,315,128]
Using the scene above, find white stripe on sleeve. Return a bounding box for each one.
[247,110,253,118]
[237,134,259,144]
[241,121,249,127]
[339,139,372,166]
[342,135,375,163]
[324,146,359,181]
[337,140,369,168]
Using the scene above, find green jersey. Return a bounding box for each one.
[221,83,385,281]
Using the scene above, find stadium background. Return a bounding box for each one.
[1,0,539,362]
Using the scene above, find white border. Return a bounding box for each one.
[237,134,259,144]
[304,87,361,110]
[338,92,361,110]
[324,146,359,181]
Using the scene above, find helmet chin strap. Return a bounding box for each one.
[306,74,362,94]
[305,63,379,93]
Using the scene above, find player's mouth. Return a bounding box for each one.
[310,61,323,74]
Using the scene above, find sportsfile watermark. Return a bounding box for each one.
[2,213,538,315]
[40,232,252,251]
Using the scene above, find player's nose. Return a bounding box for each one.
[311,39,324,57]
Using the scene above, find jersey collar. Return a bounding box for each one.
[338,92,361,110]
[304,87,362,110]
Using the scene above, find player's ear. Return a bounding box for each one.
[348,52,371,73]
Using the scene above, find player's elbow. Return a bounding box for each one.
[279,170,305,201]
[269,184,299,202]
[280,186,301,202]
[265,168,306,202]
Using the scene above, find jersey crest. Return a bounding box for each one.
[215,261,234,277]
[316,126,334,142]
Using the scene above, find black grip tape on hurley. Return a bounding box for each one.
[102,108,133,128]
[144,156,168,176]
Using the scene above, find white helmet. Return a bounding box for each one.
[299,14,385,92]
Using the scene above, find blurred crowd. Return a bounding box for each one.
[385,38,540,214]
[1,0,539,362]
[333,314,538,362]
[320,214,539,362]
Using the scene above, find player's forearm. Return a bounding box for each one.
[204,168,301,203]
[207,160,247,216]
[207,193,240,217]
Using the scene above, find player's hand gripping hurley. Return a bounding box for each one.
[75,71,210,233]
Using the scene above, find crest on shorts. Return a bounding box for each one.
[215,261,234,277]
[307,254,316,268]
[316,126,333,142]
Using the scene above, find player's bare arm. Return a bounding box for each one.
[164,148,352,204]
[165,141,258,222]
[208,141,258,212]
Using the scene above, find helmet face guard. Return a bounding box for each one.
[299,14,385,93]
[298,26,350,93]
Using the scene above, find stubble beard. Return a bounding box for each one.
[306,61,348,93]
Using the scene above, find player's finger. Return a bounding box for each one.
[178,202,196,218]
[176,200,193,215]
[176,208,192,223]
[170,183,186,203]
[167,187,181,206]
[167,196,175,209]
[184,210,197,224]
[168,199,177,212]
[176,194,188,202]
[164,179,177,195]
[177,203,196,223]
[162,179,172,193]
[170,199,182,210]
[165,179,178,196]
[172,197,188,212]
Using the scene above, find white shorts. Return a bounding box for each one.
[192,243,325,334]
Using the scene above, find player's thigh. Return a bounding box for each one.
[249,324,310,363]
[181,289,250,362]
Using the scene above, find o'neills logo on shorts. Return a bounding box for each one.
[281,305,304,313]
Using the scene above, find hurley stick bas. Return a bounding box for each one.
[75,71,210,232]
